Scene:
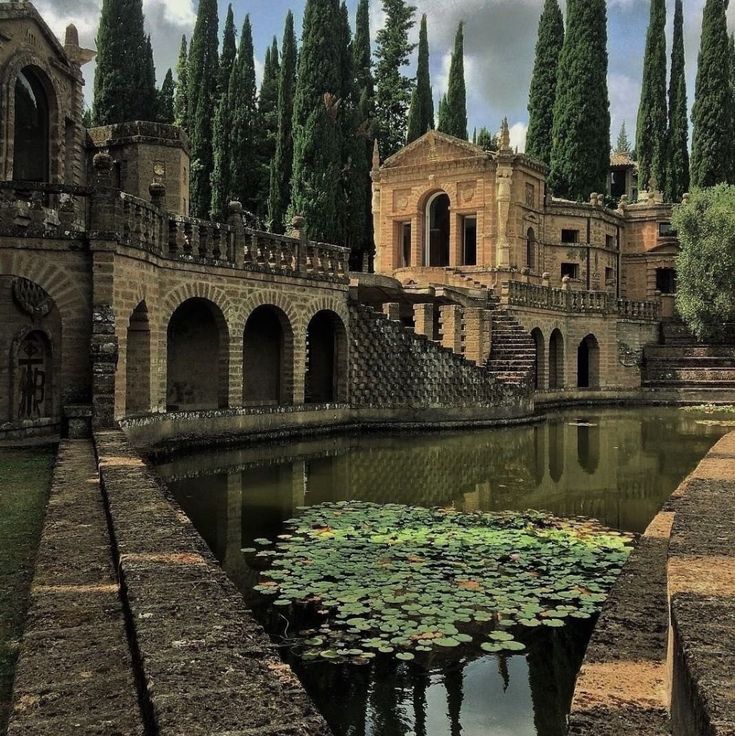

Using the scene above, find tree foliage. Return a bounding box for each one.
[374,0,416,158]
[93,0,157,125]
[666,0,690,202]
[615,122,631,154]
[260,37,281,202]
[187,0,219,217]
[174,36,188,130]
[157,69,175,124]
[674,185,735,338]
[437,23,467,140]
[268,11,298,233]
[691,0,734,188]
[407,15,434,143]
[549,0,610,200]
[525,0,564,165]
[636,0,668,192]
[220,6,237,96]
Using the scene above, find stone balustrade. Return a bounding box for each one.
[167,213,234,263]
[0,180,90,236]
[505,280,660,321]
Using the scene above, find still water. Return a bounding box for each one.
[155,407,730,736]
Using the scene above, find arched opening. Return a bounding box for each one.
[549,329,565,390]
[577,334,600,389]
[12,330,53,419]
[242,305,293,406]
[424,192,450,267]
[526,228,536,271]
[305,311,347,404]
[126,301,150,415]
[167,298,229,411]
[531,327,545,390]
[13,67,50,182]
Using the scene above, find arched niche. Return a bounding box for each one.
[13,66,51,182]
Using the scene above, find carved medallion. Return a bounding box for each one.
[393,189,411,212]
[12,278,53,319]
[458,181,476,205]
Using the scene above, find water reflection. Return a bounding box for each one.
[157,408,729,736]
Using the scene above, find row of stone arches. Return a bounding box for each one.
[531,328,601,390]
[124,298,348,416]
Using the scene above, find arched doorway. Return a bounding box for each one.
[243,305,293,406]
[526,228,536,271]
[531,327,545,390]
[305,311,347,404]
[424,192,450,267]
[13,330,53,419]
[126,302,150,415]
[14,67,50,182]
[549,329,565,389]
[167,298,229,410]
[577,334,600,389]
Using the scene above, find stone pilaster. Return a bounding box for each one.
[440,305,463,355]
[413,303,435,341]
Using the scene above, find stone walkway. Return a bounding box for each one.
[7,440,145,736]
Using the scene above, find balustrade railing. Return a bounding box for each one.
[0,181,90,235]
[506,280,660,321]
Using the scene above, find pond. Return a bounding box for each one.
[154,407,731,736]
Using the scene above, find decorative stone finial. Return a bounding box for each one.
[149,181,166,209]
[590,192,598,205]
[291,214,305,232]
[228,200,243,215]
[65,24,79,47]
[93,151,113,172]
[372,139,380,171]
[499,118,511,152]
[682,192,690,205]
[596,193,605,207]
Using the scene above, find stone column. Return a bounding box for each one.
[440,305,463,355]
[411,214,423,268]
[463,308,492,365]
[413,303,435,341]
[449,210,461,267]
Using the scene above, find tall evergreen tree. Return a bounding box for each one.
[615,122,631,154]
[525,0,564,165]
[260,36,281,206]
[437,23,467,139]
[219,6,237,96]
[374,0,416,158]
[174,36,188,130]
[666,0,690,202]
[210,79,232,220]
[229,16,262,219]
[476,127,498,152]
[290,0,343,242]
[549,0,610,200]
[436,94,448,131]
[691,0,735,188]
[158,69,175,124]
[636,0,668,192]
[93,0,157,124]
[407,15,434,143]
[268,11,298,233]
[187,0,219,217]
[349,0,376,262]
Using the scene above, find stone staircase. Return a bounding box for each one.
[643,322,735,396]
[485,310,536,386]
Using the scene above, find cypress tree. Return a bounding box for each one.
[374,0,416,158]
[210,79,231,220]
[229,16,262,220]
[549,0,610,200]
[636,0,668,192]
[187,0,219,218]
[407,15,434,143]
[93,0,157,124]
[436,94,448,131]
[219,6,237,97]
[691,0,735,188]
[260,36,281,204]
[158,69,175,124]
[290,0,343,243]
[268,11,297,234]
[476,127,498,152]
[174,36,188,130]
[437,23,467,139]
[615,122,631,154]
[525,0,564,165]
[666,0,690,202]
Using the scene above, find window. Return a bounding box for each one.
[606,234,616,250]
[525,183,536,208]
[526,228,536,270]
[656,268,677,294]
[400,222,412,267]
[13,68,50,182]
[561,262,579,280]
[561,229,580,244]
[610,170,626,199]
[659,222,677,237]
[462,215,477,266]
[605,267,615,284]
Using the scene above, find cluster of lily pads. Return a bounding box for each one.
[246,502,632,664]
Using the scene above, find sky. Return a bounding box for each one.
[38,0,735,153]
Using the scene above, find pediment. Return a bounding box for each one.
[0,3,73,71]
[649,240,679,255]
[382,130,489,169]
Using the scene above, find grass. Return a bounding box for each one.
[0,446,54,734]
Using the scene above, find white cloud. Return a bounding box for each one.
[509,121,527,153]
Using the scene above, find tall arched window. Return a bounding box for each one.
[424,192,450,267]
[13,68,50,182]
[526,228,536,271]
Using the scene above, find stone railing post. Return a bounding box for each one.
[289,215,307,273]
[89,152,119,234]
[227,201,244,267]
[440,305,463,355]
[413,303,435,341]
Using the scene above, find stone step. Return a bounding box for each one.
[646,356,735,368]
[645,367,735,382]
[646,345,735,359]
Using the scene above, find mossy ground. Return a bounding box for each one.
[0,446,53,733]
